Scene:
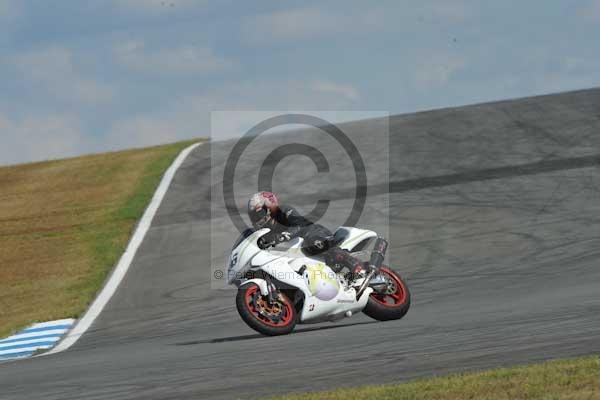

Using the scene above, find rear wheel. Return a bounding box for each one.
[236,283,297,336]
[363,267,410,321]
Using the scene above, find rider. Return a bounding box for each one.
[247,191,364,275]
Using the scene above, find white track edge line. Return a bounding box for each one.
[43,142,203,356]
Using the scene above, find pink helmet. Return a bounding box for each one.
[247,191,279,229]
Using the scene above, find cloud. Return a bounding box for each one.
[0,0,21,20]
[310,80,360,101]
[0,113,91,166]
[527,54,600,93]
[424,1,472,23]
[242,2,472,44]
[113,0,202,14]
[206,79,362,112]
[114,40,231,75]
[243,7,339,42]
[413,54,467,89]
[104,78,364,148]
[578,0,600,22]
[242,6,386,44]
[12,46,115,104]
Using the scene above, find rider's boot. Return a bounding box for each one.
[324,247,364,277]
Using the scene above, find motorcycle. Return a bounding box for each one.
[227,226,410,336]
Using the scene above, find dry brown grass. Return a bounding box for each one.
[0,140,199,338]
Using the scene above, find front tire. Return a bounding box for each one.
[236,283,297,336]
[363,267,411,321]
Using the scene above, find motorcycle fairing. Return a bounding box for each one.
[228,227,376,324]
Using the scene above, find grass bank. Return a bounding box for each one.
[0,140,200,338]
[270,355,600,400]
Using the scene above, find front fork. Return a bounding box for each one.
[356,237,388,299]
[264,274,279,305]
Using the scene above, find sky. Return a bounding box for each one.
[1,0,600,166]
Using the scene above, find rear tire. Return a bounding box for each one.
[363,267,411,321]
[236,283,297,336]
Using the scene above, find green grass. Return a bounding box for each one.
[267,355,600,400]
[0,139,201,338]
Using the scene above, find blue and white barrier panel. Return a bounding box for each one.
[0,319,74,361]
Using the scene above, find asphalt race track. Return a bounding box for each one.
[1,89,600,400]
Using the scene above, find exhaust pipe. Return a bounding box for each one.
[356,237,388,299]
[369,237,388,270]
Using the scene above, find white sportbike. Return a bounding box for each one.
[227,227,410,336]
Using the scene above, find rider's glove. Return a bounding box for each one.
[277,231,292,242]
[257,236,276,249]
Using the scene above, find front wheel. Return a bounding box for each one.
[363,267,411,321]
[236,283,297,336]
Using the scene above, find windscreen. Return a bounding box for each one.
[232,228,254,250]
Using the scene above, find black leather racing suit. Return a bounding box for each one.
[260,205,363,273]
